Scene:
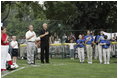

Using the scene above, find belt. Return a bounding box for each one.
[79,47,84,48]
[13,48,18,50]
[27,41,35,42]
[86,44,91,45]
[103,48,108,49]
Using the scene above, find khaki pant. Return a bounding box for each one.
[27,42,36,64]
[103,48,110,64]
[77,47,84,62]
[86,45,93,63]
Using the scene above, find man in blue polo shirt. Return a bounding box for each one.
[76,34,85,63]
[84,30,94,64]
[100,35,111,64]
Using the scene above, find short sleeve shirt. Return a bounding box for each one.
[25,30,36,42]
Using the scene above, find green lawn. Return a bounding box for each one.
[2,58,117,78]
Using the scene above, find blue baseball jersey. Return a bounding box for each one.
[94,35,99,42]
[96,35,104,43]
[100,40,110,49]
[84,35,94,45]
[76,39,85,48]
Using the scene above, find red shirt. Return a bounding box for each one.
[1,33,9,45]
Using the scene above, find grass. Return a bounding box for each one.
[2,58,117,78]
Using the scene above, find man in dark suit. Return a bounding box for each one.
[39,23,50,63]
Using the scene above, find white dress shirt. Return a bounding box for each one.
[25,30,36,42]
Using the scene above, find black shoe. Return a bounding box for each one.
[41,62,44,64]
[28,63,31,65]
[46,62,50,63]
[80,62,83,64]
[31,63,35,65]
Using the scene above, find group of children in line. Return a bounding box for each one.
[69,30,113,64]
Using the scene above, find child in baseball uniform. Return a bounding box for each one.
[100,35,111,64]
[95,31,104,64]
[76,35,85,63]
[84,30,94,64]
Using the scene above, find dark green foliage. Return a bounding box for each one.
[1,1,117,38]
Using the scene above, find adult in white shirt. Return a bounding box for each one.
[25,25,36,65]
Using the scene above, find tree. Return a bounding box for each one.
[44,1,117,32]
[1,1,117,39]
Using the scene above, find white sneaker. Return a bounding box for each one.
[88,62,92,64]
[13,63,19,68]
[70,58,74,60]
[104,62,107,64]
[21,57,24,59]
[11,65,15,69]
[107,62,110,64]
[100,62,102,64]
[15,64,19,68]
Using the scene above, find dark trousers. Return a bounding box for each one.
[41,45,49,63]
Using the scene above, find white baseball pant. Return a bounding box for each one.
[77,47,84,62]
[103,48,110,64]
[1,45,9,70]
[94,45,99,59]
[98,44,103,63]
[86,45,93,64]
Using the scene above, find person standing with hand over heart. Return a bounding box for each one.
[39,23,50,64]
[25,25,36,65]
